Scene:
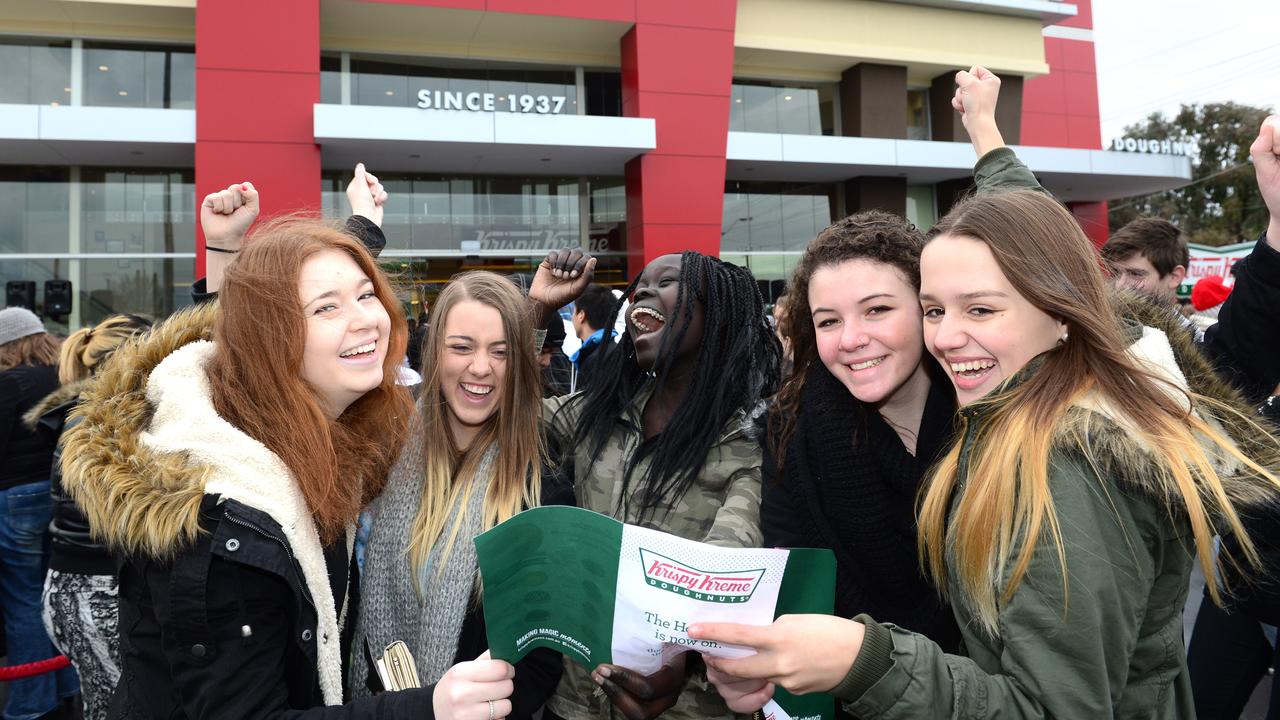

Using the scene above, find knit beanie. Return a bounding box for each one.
[1191,275,1232,312]
[0,307,46,347]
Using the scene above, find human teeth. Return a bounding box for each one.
[849,357,884,371]
[461,383,492,395]
[340,342,376,358]
[630,306,666,332]
[949,360,995,373]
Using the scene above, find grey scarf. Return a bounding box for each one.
[351,411,497,696]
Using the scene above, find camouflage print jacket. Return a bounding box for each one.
[541,384,762,720]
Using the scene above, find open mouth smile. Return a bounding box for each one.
[339,341,378,360]
[847,356,886,372]
[629,306,667,335]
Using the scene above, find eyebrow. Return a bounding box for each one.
[918,290,1009,303]
[305,277,373,308]
[811,292,895,314]
[446,335,508,346]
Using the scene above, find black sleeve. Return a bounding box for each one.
[0,373,18,462]
[191,216,387,304]
[345,216,387,258]
[759,437,810,551]
[148,548,435,720]
[1201,233,1280,404]
[509,647,564,720]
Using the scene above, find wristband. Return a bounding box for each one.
[206,246,239,254]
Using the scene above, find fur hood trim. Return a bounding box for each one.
[22,378,91,430]
[1056,293,1280,512]
[61,302,218,560]
[60,301,348,705]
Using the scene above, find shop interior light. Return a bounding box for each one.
[50,102,60,107]
[98,65,108,71]
[63,87,71,93]
[118,91,128,96]
[784,95,792,101]
[735,98,742,103]
[385,90,394,96]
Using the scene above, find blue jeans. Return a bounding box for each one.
[0,480,79,720]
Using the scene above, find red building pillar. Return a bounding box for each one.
[194,0,322,276]
[621,1,738,271]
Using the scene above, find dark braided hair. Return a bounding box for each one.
[768,211,925,470]
[558,251,782,521]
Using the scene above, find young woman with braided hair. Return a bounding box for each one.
[526,251,783,720]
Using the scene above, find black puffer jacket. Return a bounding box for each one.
[61,303,435,719]
[23,380,114,575]
[0,362,59,490]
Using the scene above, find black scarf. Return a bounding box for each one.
[765,360,962,652]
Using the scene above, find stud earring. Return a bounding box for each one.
[1058,330,1069,345]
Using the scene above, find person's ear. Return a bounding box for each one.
[1168,265,1187,289]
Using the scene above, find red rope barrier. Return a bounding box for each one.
[0,655,71,681]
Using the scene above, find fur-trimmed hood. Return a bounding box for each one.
[1058,291,1280,512]
[22,378,91,431]
[61,302,219,560]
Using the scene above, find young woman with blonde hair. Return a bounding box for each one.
[28,312,152,720]
[62,215,516,718]
[690,121,1280,717]
[352,270,572,718]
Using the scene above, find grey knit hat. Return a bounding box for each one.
[0,307,46,347]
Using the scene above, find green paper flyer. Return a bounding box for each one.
[474,506,836,720]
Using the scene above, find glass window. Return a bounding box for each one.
[0,168,71,254]
[907,88,931,141]
[83,43,195,109]
[906,185,937,230]
[81,169,196,254]
[584,71,622,117]
[0,38,72,106]
[323,172,622,255]
[321,54,342,104]
[721,181,834,255]
[730,81,836,136]
[79,257,193,326]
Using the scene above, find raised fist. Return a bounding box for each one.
[347,163,388,228]
[952,65,1001,133]
[200,182,259,251]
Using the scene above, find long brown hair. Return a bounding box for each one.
[0,332,61,372]
[407,271,544,578]
[58,314,152,384]
[207,217,413,544]
[767,211,924,467]
[917,190,1280,635]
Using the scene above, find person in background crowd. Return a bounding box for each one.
[62,214,516,718]
[527,250,782,720]
[0,306,81,720]
[1103,217,1189,307]
[1188,274,1233,333]
[769,293,794,375]
[692,103,1280,720]
[352,270,572,717]
[28,313,152,720]
[568,283,616,393]
[540,313,573,397]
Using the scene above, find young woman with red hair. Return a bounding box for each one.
[61,216,516,719]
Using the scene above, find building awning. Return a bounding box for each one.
[314,105,656,176]
[0,104,194,166]
[725,132,1193,202]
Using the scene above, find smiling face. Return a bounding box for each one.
[438,299,508,450]
[809,259,926,405]
[920,235,1067,405]
[298,249,392,419]
[625,254,705,371]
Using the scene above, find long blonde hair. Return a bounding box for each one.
[917,190,1280,636]
[407,271,544,578]
[58,314,152,384]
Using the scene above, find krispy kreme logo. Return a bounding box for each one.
[639,549,764,603]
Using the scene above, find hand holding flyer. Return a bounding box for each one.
[473,506,836,720]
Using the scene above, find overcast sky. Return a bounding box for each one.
[1093,0,1280,144]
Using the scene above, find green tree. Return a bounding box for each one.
[1108,102,1274,246]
